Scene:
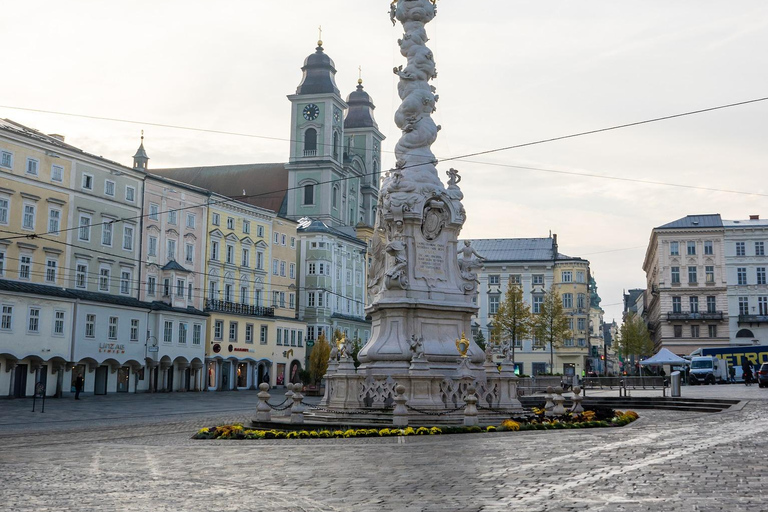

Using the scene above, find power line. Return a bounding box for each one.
[443,96,768,162]
[0,230,369,306]
[3,95,768,244]
[457,160,768,198]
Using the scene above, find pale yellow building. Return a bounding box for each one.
[203,194,306,390]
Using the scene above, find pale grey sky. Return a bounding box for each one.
[2,1,767,323]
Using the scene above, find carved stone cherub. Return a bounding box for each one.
[409,335,425,361]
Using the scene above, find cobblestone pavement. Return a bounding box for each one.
[1,388,768,511]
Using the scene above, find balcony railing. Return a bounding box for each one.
[739,314,768,324]
[303,149,317,157]
[666,311,724,321]
[205,299,274,318]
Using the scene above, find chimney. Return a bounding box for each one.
[552,233,559,259]
[750,215,760,220]
[48,134,65,142]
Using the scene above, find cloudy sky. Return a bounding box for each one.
[2,1,767,323]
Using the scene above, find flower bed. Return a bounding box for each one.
[193,410,639,440]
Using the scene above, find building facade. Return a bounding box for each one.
[642,215,730,355]
[203,195,306,390]
[466,236,592,377]
[297,219,369,345]
[723,217,768,346]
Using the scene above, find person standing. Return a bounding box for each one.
[75,373,84,400]
[729,365,736,384]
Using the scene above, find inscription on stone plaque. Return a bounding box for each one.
[415,241,446,278]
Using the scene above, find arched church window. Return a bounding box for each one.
[332,185,339,209]
[333,131,340,160]
[303,184,314,206]
[373,160,379,184]
[304,128,317,156]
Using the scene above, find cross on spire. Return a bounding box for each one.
[358,65,363,85]
[318,25,323,46]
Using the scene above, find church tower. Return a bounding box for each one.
[286,39,348,226]
[344,78,385,227]
[132,131,149,170]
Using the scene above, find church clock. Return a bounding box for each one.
[303,104,320,121]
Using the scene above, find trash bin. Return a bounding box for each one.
[671,371,681,397]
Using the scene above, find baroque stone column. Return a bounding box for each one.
[360,0,482,373]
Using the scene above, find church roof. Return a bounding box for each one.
[344,82,378,130]
[296,45,340,95]
[152,163,289,214]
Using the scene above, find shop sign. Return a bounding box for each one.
[233,348,255,353]
[99,343,126,354]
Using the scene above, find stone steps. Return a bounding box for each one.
[519,396,740,413]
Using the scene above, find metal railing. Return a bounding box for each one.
[666,311,724,321]
[204,299,275,317]
[582,376,667,397]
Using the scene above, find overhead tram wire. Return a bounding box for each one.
[1,95,767,243]
[0,229,365,305]
[455,160,768,199]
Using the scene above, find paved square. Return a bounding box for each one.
[1,387,767,511]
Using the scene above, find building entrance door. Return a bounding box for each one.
[167,366,174,392]
[94,366,108,395]
[221,362,231,390]
[117,367,130,393]
[13,364,28,398]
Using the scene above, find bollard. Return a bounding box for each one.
[569,386,584,414]
[392,384,408,427]
[552,387,566,415]
[290,383,305,424]
[256,383,272,422]
[463,385,479,427]
[544,386,555,417]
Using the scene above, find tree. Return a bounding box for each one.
[616,312,654,370]
[309,333,331,385]
[493,284,532,364]
[533,287,571,374]
[473,330,487,352]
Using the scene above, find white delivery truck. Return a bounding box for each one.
[687,356,729,385]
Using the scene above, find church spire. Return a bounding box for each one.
[132,130,149,171]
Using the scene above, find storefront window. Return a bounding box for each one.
[276,363,286,386]
[237,363,248,388]
[207,361,217,388]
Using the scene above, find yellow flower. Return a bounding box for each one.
[501,419,520,431]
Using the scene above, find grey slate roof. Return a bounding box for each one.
[461,238,574,262]
[162,260,191,272]
[298,219,366,247]
[656,214,723,230]
[152,163,288,214]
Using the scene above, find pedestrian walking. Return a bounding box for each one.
[75,374,84,399]
[728,365,736,384]
[742,359,753,386]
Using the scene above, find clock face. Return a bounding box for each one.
[303,104,320,121]
[333,109,341,123]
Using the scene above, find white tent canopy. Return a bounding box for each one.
[639,348,688,366]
